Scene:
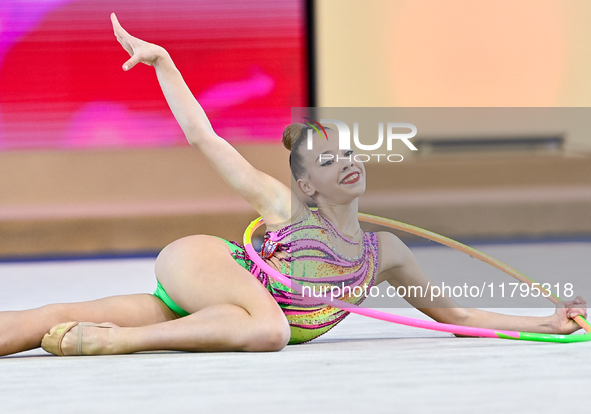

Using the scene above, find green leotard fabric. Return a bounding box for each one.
[152,237,252,318]
[153,280,190,318]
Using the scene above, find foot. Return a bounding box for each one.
[41,321,120,356]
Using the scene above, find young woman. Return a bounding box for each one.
[0,14,586,357]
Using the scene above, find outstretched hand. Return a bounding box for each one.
[552,295,587,334]
[110,13,168,71]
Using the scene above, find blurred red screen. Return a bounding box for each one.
[0,0,309,150]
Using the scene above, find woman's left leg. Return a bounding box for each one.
[0,293,178,357]
[43,235,291,355]
[81,301,290,355]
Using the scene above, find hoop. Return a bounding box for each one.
[243,211,591,343]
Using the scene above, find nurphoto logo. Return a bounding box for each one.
[305,118,418,163]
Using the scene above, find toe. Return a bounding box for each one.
[41,321,78,356]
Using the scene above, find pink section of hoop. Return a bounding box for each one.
[243,218,520,339]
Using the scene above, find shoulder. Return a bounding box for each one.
[264,198,310,231]
[376,231,414,271]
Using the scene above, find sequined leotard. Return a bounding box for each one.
[152,202,381,345]
[244,203,380,344]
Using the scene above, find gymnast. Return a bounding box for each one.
[0,14,586,357]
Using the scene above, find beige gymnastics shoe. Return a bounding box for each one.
[41,322,116,356]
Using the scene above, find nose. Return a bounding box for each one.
[341,159,354,171]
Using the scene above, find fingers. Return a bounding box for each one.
[111,13,121,35]
[110,13,129,37]
[568,309,586,319]
[111,14,130,47]
[110,13,136,71]
[111,13,134,47]
[566,296,587,319]
[123,54,142,71]
[563,296,586,308]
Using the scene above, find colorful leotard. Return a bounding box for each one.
[152,203,381,345]
[234,203,380,344]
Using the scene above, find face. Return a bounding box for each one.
[296,129,366,204]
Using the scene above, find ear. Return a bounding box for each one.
[297,178,317,198]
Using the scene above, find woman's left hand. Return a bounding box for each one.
[110,13,168,71]
[551,296,588,334]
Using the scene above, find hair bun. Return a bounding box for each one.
[282,123,305,151]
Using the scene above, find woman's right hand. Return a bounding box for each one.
[110,13,168,71]
[550,295,588,334]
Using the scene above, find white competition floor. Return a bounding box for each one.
[1,241,591,413]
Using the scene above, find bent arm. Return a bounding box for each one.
[152,55,294,221]
[379,232,587,335]
[111,13,295,224]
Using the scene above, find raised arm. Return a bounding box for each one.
[378,231,588,335]
[110,13,296,224]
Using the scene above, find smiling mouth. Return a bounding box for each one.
[341,172,360,184]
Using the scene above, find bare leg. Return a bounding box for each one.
[0,293,177,356]
[82,302,287,354]
[41,235,291,355]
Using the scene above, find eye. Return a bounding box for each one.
[320,159,333,167]
[344,150,354,156]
